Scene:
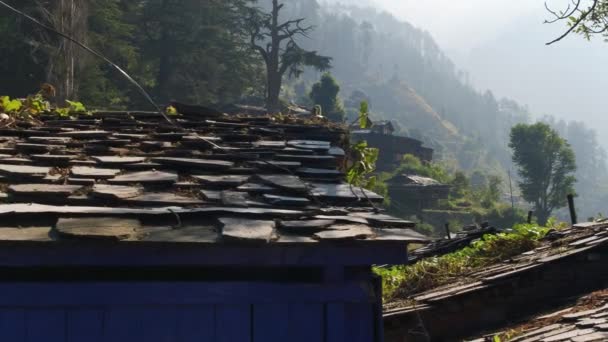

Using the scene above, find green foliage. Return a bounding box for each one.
[165,105,178,116]
[393,154,451,183]
[0,96,22,113]
[510,123,577,224]
[1,88,91,121]
[546,1,608,42]
[346,100,383,195]
[55,100,88,117]
[374,223,551,300]
[450,171,470,198]
[347,140,379,189]
[310,73,346,122]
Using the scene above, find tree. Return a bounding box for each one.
[545,0,608,44]
[309,72,345,122]
[509,123,577,224]
[137,0,262,105]
[248,0,331,112]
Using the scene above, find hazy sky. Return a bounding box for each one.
[370,0,540,52]
[367,0,608,148]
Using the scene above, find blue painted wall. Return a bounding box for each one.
[0,280,379,342]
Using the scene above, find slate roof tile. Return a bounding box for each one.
[0,110,424,247]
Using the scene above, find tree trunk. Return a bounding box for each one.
[536,208,551,226]
[40,0,87,102]
[156,0,171,102]
[266,69,281,112]
[265,0,282,112]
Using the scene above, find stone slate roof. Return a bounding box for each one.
[384,221,608,341]
[385,221,608,312]
[391,174,446,187]
[471,290,608,342]
[0,110,426,245]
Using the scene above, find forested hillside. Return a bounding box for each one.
[0,0,606,218]
[282,1,608,219]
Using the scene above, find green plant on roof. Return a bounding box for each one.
[166,105,178,116]
[346,101,379,188]
[375,223,551,301]
[55,100,88,117]
[0,96,22,113]
[1,85,93,124]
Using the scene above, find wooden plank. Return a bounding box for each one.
[71,166,120,179]
[572,332,608,342]
[314,224,375,240]
[326,303,346,342]
[0,227,51,241]
[25,309,65,342]
[108,171,178,185]
[56,217,140,240]
[58,130,109,138]
[152,157,234,170]
[236,183,277,193]
[0,309,25,341]
[288,303,324,342]
[278,219,335,234]
[176,306,216,342]
[221,191,249,207]
[194,175,250,188]
[66,309,104,342]
[103,307,139,341]
[253,304,289,342]
[0,203,306,217]
[296,167,342,177]
[287,140,331,151]
[137,307,178,342]
[275,154,336,166]
[0,282,373,306]
[30,154,78,163]
[310,183,383,202]
[0,164,50,178]
[124,192,204,206]
[143,225,219,243]
[0,242,409,267]
[8,184,81,197]
[91,156,146,165]
[249,160,302,170]
[91,184,142,200]
[350,212,416,228]
[314,215,369,225]
[220,218,276,242]
[262,194,311,206]
[374,228,430,242]
[276,234,318,243]
[345,303,374,342]
[216,304,251,342]
[256,174,308,193]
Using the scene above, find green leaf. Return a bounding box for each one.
[1,96,22,113]
[55,108,70,117]
[166,105,178,116]
[66,100,86,112]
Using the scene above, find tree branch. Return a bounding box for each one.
[546,0,600,45]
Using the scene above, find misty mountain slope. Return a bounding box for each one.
[281,1,528,172]
[363,79,459,138]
